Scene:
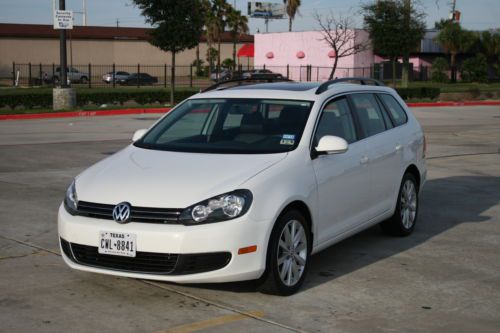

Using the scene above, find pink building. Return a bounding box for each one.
[254,30,374,81]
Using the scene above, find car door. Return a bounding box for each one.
[348,93,400,218]
[312,96,372,245]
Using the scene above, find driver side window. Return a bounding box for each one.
[315,97,357,144]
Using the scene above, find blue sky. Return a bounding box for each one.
[0,0,498,33]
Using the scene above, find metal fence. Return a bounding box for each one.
[7,62,434,88]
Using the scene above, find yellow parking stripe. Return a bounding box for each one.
[156,310,265,333]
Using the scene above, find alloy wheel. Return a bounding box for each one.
[400,180,417,229]
[277,219,307,287]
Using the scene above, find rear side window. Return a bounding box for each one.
[378,94,408,126]
[349,94,387,138]
[315,97,357,144]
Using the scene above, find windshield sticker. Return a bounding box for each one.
[280,139,295,145]
[282,134,295,140]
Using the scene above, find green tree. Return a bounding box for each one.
[226,7,249,69]
[479,30,500,76]
[435,21,477,82]
[133,0,204,105]
[431,57,449,83]
[461,54,488,82]
[362,0,425,86]
[283,0,301,32]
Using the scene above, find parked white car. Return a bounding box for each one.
[58,78,426,295]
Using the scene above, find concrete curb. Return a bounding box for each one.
[406,101,500,107]
[1,101,499,121]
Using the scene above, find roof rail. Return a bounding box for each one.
[315,77,384,95]
[202,77,293,93]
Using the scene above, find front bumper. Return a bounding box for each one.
[58,204,269,283]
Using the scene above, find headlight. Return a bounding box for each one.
[64,180,78,214]
[179,190,252,225]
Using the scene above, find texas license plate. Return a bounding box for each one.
[98,231,136,257]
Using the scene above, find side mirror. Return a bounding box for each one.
[315,135,348,155]
[132,129,148,142]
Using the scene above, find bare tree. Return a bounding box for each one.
[314,11,369,80]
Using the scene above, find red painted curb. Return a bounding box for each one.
[1,101,499,121]
[0,107,171,121]
[407,101,500,107]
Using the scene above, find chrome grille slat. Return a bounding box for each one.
[76,201,183,224]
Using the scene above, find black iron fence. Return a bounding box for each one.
[7,62,434,88]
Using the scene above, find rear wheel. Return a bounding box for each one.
[380,173,419,236]
[259,210,310,296]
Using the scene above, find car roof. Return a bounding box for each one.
[192,82,396,101]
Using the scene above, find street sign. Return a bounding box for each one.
[54,10,73,29]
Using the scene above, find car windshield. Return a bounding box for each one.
[135,98,313,154]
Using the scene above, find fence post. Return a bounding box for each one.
[39,63,42,85]
[112,63,116,88]
[137,64,140,88]
[263,64,266,70]
[88,63,92,88]
[12,62,15,86]
[286,64,289,79]
[299,65,302,81]
[164,64,167,88]
[28,63,32,87]
[316,66,319,81]
[190,65,193,88]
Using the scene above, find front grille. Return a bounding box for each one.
[60,238,231,275]
[76,201,182,224]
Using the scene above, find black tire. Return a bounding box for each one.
[258,209,311,296]
[80,76,88,84]
[380,173,419,237]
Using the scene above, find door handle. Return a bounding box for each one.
[360,156,369,164]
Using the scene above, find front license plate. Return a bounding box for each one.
[98,231,137,257]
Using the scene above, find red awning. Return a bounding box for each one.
[237,43,254,58]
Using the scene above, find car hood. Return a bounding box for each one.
[76,145,287,208]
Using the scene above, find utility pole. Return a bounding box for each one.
[59,0,68,88]
[116,18,120,28]
[82,0,87,26]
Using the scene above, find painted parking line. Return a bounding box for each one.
[155,310,265,333]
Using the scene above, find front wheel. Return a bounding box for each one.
[380,173,419,236]
[259,210,310,296]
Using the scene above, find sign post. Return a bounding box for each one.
[52,0,76,110]
[53,4,73,87]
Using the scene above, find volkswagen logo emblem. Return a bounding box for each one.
[112,202,131,224]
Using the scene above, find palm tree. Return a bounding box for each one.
[435,21,477,82]
[204,12,219,77]
[226,8,249,69]
[209,0,229,79]
[283,0,301,32]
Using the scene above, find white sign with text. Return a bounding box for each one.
[54,10,73,30]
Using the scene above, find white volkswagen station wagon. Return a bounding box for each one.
[59,78,426,295]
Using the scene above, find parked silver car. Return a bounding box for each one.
[50,67,89,84]
[102,71,130,84]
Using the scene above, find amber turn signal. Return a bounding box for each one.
[238,245,257,255]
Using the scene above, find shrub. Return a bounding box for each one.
[0,89,199,110]
[431,57,449,83]
[461,54,488,82]
[396,87,441,100]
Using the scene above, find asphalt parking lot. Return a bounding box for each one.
[0,105,499,333]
